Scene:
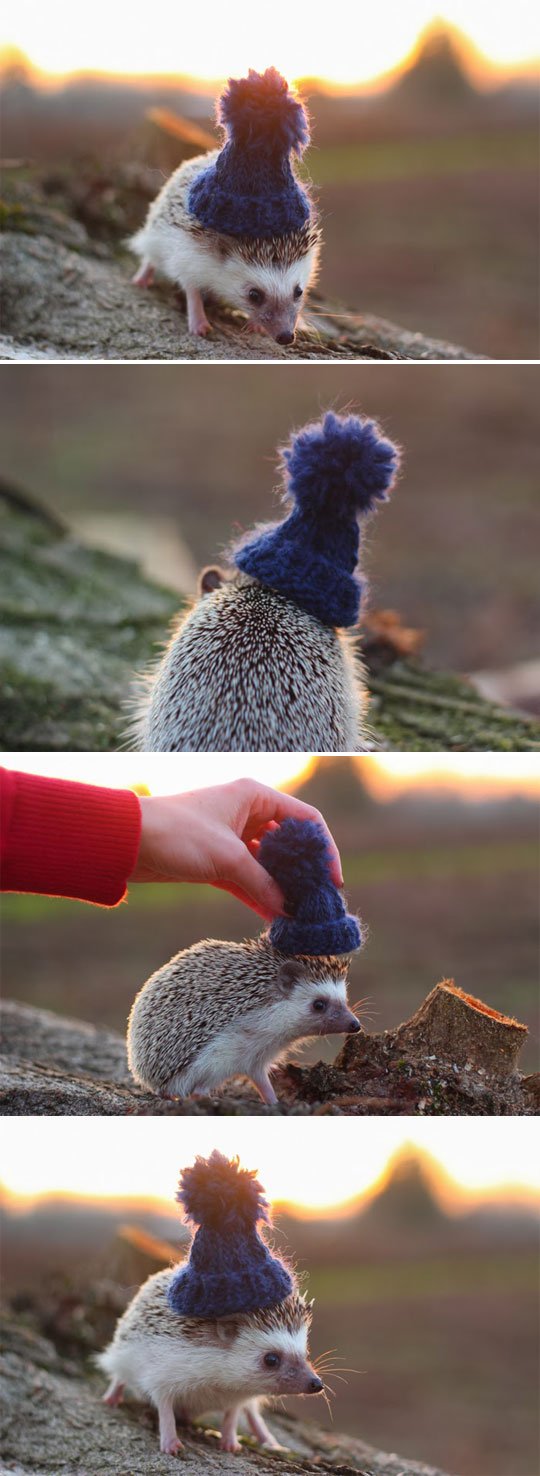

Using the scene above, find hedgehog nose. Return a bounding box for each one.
[308,1376,324,1394]
[348,1017,361,1033]
[276,331,294,345]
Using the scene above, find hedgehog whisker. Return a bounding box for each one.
[320,1386,335,1423]
[324,1366,365,1377]
[306,307,365,323]
[351,999,378,1018]
[314,1356,343,1371]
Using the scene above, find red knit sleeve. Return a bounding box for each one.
[0,768,142,907]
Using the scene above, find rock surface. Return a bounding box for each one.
[2,487,539,753]
[0,1302,451,1476]
[0,168,478,362]
[1,992,536,1117]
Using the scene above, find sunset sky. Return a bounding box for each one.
[2,752,540,801]
[1,1,538,85]
[2,1119,539,1212]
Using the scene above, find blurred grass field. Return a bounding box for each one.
[314,135,538,359]
[311,1256,538,1474]
[310,127,537,184]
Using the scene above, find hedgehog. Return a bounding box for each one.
[127,935,360,1104]
[129,67,320,342]
[127,818,363,1104]
[98,1152,324,1456]
[130,409,400,753]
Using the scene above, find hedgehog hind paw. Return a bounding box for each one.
[131,261,154,288]
[251,1071,278,1107]
[103,1379,124,1407]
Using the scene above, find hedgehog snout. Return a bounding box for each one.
[247,295,300,345]
[265,1353,322,1396]
[307,1374,324,1394]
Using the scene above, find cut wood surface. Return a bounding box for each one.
[395,981,528,1079]
[1,985,536,1118]
[2,487,539,753]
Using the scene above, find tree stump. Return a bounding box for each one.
[394,981,528,1079]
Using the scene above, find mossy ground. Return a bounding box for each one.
[0,494,179,749]
[2,490,540,752]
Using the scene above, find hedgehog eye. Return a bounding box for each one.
[264,1351,281,1369]
[293,284,303,300]
[248,287,265,306]
[312,997,328,1013]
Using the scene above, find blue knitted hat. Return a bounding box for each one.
[233,410,399,628]
[188,68,311,238]
[167,1151,293,1320]
[259,818,361,957]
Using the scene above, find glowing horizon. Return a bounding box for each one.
[1,1,538,88]
[1,752,539,802]
[1,1121,538,1215]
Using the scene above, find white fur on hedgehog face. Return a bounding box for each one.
[213,1319,317,1398]
[217,248,316,341]
[174,1316,315,1393]
[277,972,358,1042]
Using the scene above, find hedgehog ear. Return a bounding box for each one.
[214,1317,240,1344]
[199,565,227,596]
[276,958,304,994]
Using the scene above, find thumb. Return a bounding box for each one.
[222,840,285,921]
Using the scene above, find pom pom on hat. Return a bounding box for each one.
[234,410,400,628]
[282,409,398,517]
[188,67,312,238]
[220,68,310,155]
[167,1151,294,1320]
[259,817,362,957]
[178,1150,270,1231]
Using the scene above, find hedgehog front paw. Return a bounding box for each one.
[186,286,212,336]
[221,1436,242,1454]
[103,1379,124,1406]
[131,263,154,288]
[160,1435,184,1455]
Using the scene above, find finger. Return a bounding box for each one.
[218,839,285,920]
[210,879,274,921]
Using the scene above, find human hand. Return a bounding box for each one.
[130,778,343,920]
